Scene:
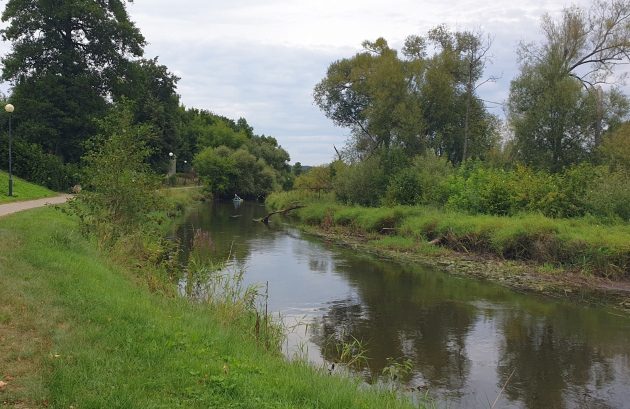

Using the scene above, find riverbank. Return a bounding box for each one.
[0,206,421,408]
[266,193,630,312]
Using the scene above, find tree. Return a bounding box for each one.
[529,1,630,90]
[599,122,630,170]
[313,38,425,159]
[508,1,630,170]
[314,30,498,164]
[112,58,182,167]
[72,104,161,243]
[509,65,598,171]
[421,26,499,164]
[1,0,145,161]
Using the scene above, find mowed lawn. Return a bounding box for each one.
[0,171,57,204]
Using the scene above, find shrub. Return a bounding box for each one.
[70,106,162,244]
[333,156,387,206]
[585,169,630,222]
[384,168,422,206]
[0,135,79,191]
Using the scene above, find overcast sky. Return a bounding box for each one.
[0,0,606,164]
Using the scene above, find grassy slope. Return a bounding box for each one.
[0,171,57,203]
[267,191,630,279]
[0,208,417,409]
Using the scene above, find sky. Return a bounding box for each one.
[0,0,606,164]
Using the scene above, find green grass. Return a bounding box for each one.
[0,171,57,203]
[0,207,420,408]
[266,192,630,278]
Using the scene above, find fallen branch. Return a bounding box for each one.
[254,204,306,224]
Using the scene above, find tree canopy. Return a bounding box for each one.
[1,0,146,162]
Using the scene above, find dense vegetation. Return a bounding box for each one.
[0,0,291,198]
[268,190,630,278]
[288,0,630,222]
[271,0,630,279]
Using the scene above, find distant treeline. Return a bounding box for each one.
[0,0,292,197]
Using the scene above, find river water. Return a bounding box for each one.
[173,201,630,409]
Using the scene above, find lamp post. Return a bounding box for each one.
[168,152,176,176]
[5,104,14,196]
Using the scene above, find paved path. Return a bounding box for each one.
[0,194,73,218]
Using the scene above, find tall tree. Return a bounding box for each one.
[313,38,425,160]
[112,57,182,167]
[1,0,145,161]
[421,26,498,163]
[508,0,630,171]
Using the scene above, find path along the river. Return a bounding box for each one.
[0,194,73,218]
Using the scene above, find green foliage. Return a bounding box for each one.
[70,106,162,244]
[1,0,145,163]
[193,145,281,199]
[112,57,182,168]
[507,1,630,171]
[0,134,79,191]
[508,65,598,171]
[194,146,237,195]
[314,39,426,158]
[599,122,630,171]
[197,120,249,150]
[384,152,453,206]
[293,162,303,176]
[333,156,387,206]
[384,168,423,206]
[294,164,336,193]
[586,169,630,222]
[443,162,602,218]
[314,28,499,164]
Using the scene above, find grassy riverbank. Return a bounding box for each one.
[0,171,57,203]
[0,206,421,408]
[266,192,630,304]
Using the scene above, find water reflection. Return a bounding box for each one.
[173,202,630,409]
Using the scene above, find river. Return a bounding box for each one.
[173,201,630,409]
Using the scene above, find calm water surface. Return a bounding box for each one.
[173,202,630,409]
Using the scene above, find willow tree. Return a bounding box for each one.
[313,38,426,160]
[1,0,145,161]
[508,0,630,171]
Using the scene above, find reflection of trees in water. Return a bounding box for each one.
[174,202,281,266]
[496,311,616,409]
[308,257,476,392]
[308,256,330,274]
[174,202,278,296]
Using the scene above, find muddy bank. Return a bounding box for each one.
[298,225,630,314]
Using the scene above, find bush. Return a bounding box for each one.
[333,156,387,206]
[384,168,422,206]
[0,135,79,191]
[586,169,630,222]
[70,107,162,244]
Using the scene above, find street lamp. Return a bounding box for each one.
[168,152,176,177]
[4,103,14,197]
